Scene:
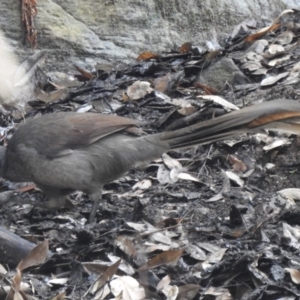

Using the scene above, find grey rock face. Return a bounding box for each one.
[0,0,299,71]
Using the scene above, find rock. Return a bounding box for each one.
[198,57,249,90]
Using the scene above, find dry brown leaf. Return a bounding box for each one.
[74,65,94,80]
[17,240,49,271]
[179,42,192,54]
[194,82,219,95]
[244,23,280,43]
[92,259,122,291]
[138,249,184,270]
[136,51,160,61]
[35,87,68,103]
[156,217,182,228]
[227,155,247,172]
[154,73,172,93]
[6,269,22,300]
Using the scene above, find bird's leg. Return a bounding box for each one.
[89,190,102,223]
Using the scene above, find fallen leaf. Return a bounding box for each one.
[244,23,280,43]
[261,72,289,86]
[179,42,192,54]
[114,236,137,258]
[126,81,153,100]
[136,51,160,61]
[74,65,94,80]
[285,268,300,284]
[227,155,247,172]
[110,275,146,300]
[91,259,121,292]
[138,249,184,270]
[17,240,49,271]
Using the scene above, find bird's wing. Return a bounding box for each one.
[9,112,143,159]
[64,113,142,148]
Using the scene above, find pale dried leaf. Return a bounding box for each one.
[225,171,244,187]
[92,283,111,300]
[77,104,93,113]
[278,188,300,203]
[169,167,181,183]
[274,31,295,45]
[177,172,200,182]
[241,61,262,72]
[162,153,182,170]
[197,95,239,111]
[156,275,171,291]
[162,285,178,300]
[110,275,146,300]
[114,236,137,258]
[252,68,268,75]
[126,81,153,100]
[0,264,7,275]
[268,44,284,55]
[261,72,289,86]
[208,248,227,263]
[48,278,68,286]
[282,223,300,248]
[185,245,206,261]
[198,242,221,253]
[285,268,300,284]
[204,286,232,298]
[144,242,171,252]
[268,55,291,67]
[150,231,172,245]
[126,222,147,232]
[263,138,290,151]
[132,179,152,190]
[157,164,172,184]
[278,9,294,17]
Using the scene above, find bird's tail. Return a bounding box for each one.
[157,100,300,150]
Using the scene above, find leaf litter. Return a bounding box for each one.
[1,8,300,300]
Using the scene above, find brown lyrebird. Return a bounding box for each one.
[1,99,300,222]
